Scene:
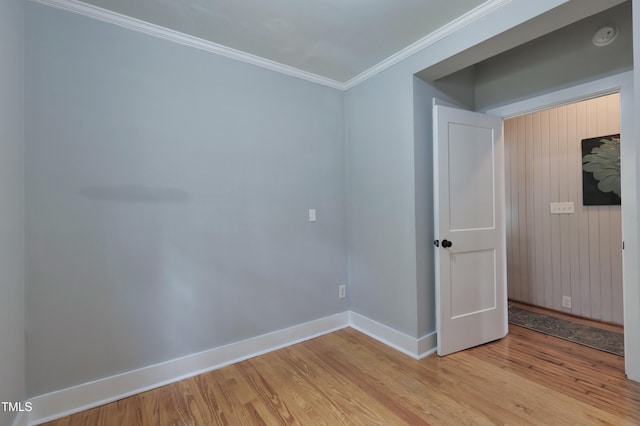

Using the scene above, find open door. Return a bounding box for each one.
[433,104,508,356]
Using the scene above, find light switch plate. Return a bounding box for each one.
[550,202,575,214]
[308,209,316,222]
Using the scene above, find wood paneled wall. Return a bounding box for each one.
[504,94,623,324]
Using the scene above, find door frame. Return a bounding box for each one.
[484,71,639,379]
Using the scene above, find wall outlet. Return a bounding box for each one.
[562,296,572,309]
[338,285,346,299]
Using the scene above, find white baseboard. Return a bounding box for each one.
[417,332,438,359]
[349,311,437,359]
[27,312,350,425]
[11,412,28,426]
[25,310,438,425]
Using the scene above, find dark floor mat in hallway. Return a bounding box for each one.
[508,305,624,356]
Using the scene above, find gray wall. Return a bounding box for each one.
[0,0,25,425]
[429,67,477,110]
[0,0,26,425]
[25,3,346,396]
[345,70,419,336]
[474,2,632,111]
[344,72,470,340]
[345,0,572,340]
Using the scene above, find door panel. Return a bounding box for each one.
[448,123,495,231]
[450,249,496,318]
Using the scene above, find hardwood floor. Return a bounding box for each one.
[42,323,640,425]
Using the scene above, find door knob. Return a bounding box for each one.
[442,239,453,248]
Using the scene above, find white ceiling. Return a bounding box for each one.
[65,0,491,84]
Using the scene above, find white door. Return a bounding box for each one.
[433,104,507,356]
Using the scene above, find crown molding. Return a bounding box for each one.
[31,0,347,90]
[32,0,510,92]
[343,0,512,90]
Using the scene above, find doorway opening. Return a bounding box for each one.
[503,93,624,354]
[417,0,638,376]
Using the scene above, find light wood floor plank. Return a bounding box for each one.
[41,319,640,426]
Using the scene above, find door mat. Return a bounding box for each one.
[508,305,624,357]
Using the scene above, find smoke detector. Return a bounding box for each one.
[593,25,619,47]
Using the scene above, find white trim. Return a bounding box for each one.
[31,0,510,92]
[30,0,345,90]
[349,311,437,359]
[343,0,511,90]
[11,412,28,426]
[417,332,439,359]
[24,311,438,425]
[483,73,632,118]
[27,312,350,425]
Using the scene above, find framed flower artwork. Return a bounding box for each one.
[582,134,621,206]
